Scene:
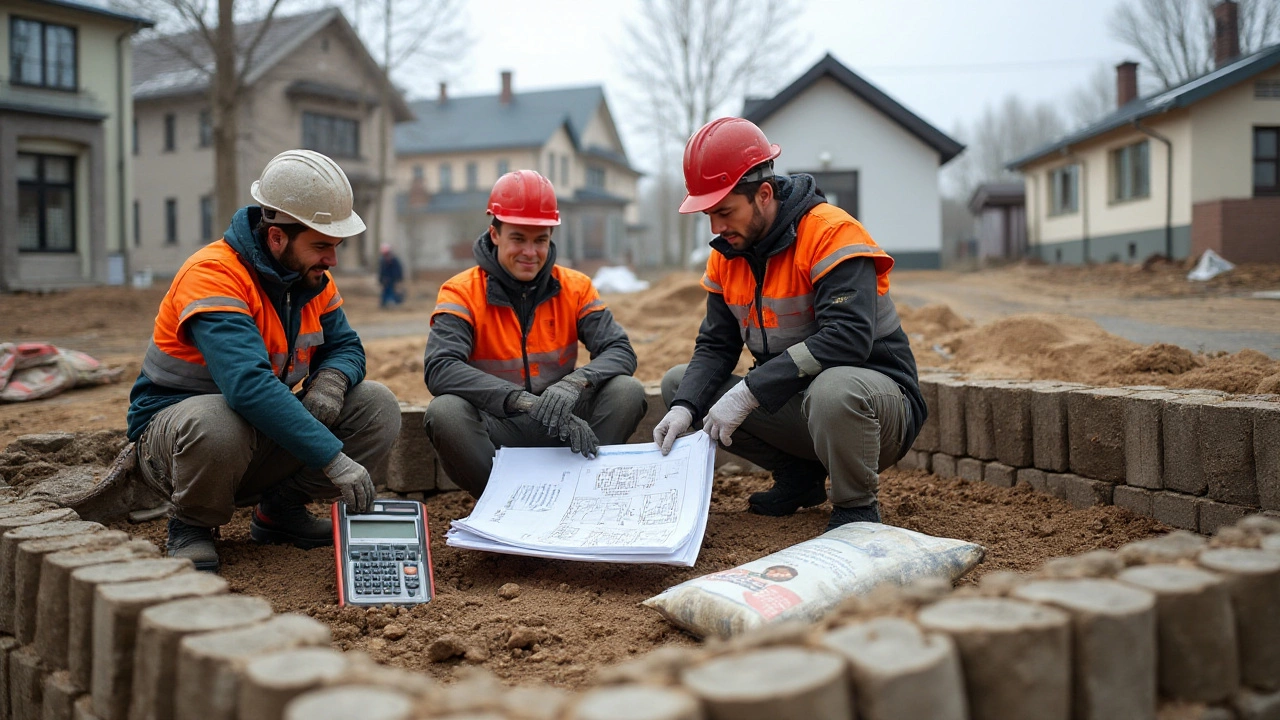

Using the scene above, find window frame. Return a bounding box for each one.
[165,197,178,245]
[198,109,213,149]
[465,161,478,191]
[1110,140,1151,203]
[586,164,606,190]
[1048,164,1079,216]
[439,162,452,192]
[163,113,176,153]
[1253,127,1280,196]
[9,16,78,92]
[17,152,77,253]
[301,111,359,159]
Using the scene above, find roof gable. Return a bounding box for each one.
[744,53,965,164]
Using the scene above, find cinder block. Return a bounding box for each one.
[627,383,664,445]
[1233,688,1280,719]
[912,377,941,453]
[895,450,923,471]
[1,521,104,636]
[1256,404,1280,512]
[1067,388,1131,483]
[1163,395,1225,496]
[11,645,46,720]
[1114,485,1154,519]
[1045,473,1070,501]
[1153,491,1200,532]
[41,670,80,720]
[1202,401,1273,507]
[385,404,436,493]
[16,532,127,645]
[964,381,1002,461]
[936,379,968,457]
[957,457,984,483]
[1032,383,1084,472]
[932,453,957,479]
[1197,499,1254,536]
[983,462,1016,488]
[990,382,1035,468]
[1063,474,1115,509]
[2,634,18,720]
[1017,468,1048,494]
[433,457,460,492]
[1124,391,1179,490]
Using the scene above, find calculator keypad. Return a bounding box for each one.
[347,544,424,601]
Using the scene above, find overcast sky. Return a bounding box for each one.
[431,0,1135,174]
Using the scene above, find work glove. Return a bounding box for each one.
[704,381,759,447]
[529,370,591,436]
[558,414,600,458]
[301,368,349,428]
[323,452,375,513]
[653,406,694,456]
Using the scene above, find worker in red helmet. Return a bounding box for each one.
[653,118,925,532]
[422,170,647,497]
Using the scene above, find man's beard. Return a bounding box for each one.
[742,201,769,247]
[280,240,328,289]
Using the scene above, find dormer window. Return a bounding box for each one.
[10,17,77,91]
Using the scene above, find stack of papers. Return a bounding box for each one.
[446,432,715,566]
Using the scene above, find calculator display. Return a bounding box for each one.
[349,519,417,539]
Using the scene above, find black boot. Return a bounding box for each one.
[249,486,333,549]
[167,517,219,572]
[825,501,882,532]
[748,458,829,517]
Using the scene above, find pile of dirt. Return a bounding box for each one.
[1110,343,1203,375]
[1167,349,1280,394]
[1006,258,1280,299]
[0,430,125,487]
[899,303,973,343]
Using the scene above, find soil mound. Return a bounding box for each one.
[934,314,1140,384]
[1168,349,1280,394]
[900,304,972,342]
[1110,343,1203,375]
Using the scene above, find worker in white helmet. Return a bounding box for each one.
[125,149,401,572]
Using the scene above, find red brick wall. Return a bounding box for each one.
[1192,197,1280,262]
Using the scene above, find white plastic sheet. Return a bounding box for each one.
[1187,249,1235,281]
[592,266,651,294]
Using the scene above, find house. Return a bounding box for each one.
[967,182,1027,264]
[131,8,414,276]
[743,53,965,269]
[1010,1,1280,265]
[395,72,641,271]
[1,0,153,291]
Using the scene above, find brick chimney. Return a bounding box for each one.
[1116,61,1139,107]
[438,82,447,104]
[500,70,513,104]
[1214,1,1240,67]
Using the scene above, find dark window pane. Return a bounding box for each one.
[164,114,175,151]
[18,185,40,250]
[44,24,75,89]
[1134,142,1150,197]
[1255,161,1277,188]
[16,153,39,182]
[44,156,72,183]
[44,187,74,251]
[1257,129,1278,159]
[466,162,478,190]
[11,19,43,85]
[165,199,177,244]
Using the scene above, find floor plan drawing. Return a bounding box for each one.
[564,497,633,525]
[591,464,658,495]
[641,490,679,525]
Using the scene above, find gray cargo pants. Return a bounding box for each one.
[661,364,909,508]
[424,375,648,498]
[138,381,401,527]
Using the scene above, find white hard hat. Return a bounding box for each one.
[250,149,366,238]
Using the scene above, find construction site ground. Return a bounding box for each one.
[4,259,1278,686]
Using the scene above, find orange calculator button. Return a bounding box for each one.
[404,566,418,576]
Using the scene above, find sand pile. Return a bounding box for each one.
[899,303,972,343]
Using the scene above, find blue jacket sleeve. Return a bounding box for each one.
[310,307,366,387]
[187,312,343,468]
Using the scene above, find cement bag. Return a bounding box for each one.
[643,523,984,638]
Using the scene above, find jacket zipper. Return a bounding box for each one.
[282,290,294,380]
[519,290,532,392]
[750,257,769,356]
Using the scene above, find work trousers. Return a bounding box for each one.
[661,364,909,508]
[138,381,401,527]
[424,375,648,498]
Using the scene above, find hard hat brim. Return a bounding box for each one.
[678,186,735,215]
[489,211,561,227]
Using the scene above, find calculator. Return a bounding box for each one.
[332,499,435,607]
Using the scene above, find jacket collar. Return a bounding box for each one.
[472,231,560,308]
[222,205,329,306]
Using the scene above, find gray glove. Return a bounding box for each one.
[653,405,694,456]
[557,414,600,458]
[301,368,349,427]
[323,452,375,513]
[529,371,591,436]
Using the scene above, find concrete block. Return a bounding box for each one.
[1063,474,1115,509]
[983,463,1016,489]
[681,646,853,720]
[1016,468,1048,494]
[1256,404,1280,512]
[1,521,104,636]
[282,687,414,720]
[0,503,56,521]
[964,381,1003,461]
[1199,499,1255,536]
[627,382,664,445]
[1114,485,1154,519]
[1204,401,1276,507]
[1031,383,1083,473]
[1044,473,1070,502]
[1232,688,1280,720]
[937,379,968,457]
[385,404,435,493]
[1124,391,1180,490]
[10,645,46,720]
[1067,388,1131,483]
[932,454,957,479]
[990,381,1035,468]
[1163,395,1225,496]
[1199,549,1280,692]
[574,686,702,720]
[432,457,460,492]
[2,634,17,720]
[15,532,127,645]
[238,648,351,720]
[914,450,932,474]
[41,670,80,720]
[957,458,984,483]
[1153,492,1200,532]
[912,377,941,453]
[72,696,102,720]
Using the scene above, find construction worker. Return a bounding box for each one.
[126,149,400,571]
[653,118,925,531]
[423,170,646,497]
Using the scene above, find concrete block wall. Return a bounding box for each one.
[903,374,1280,535]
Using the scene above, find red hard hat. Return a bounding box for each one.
[679,117,781,214]
[487,170,560,226]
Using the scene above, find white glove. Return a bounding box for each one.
[323,452,375,513]
[704,381,759,447]
[653,406,694,456]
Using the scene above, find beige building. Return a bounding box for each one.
[131,8,413,277]
[1011,1,1280,265]
[395,72,641,271]
[1,0,152,291]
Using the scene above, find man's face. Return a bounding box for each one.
[490,222,552,282]
[274,227,343,289]
[704,187,770,251]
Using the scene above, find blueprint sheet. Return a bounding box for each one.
[447,432,715,566]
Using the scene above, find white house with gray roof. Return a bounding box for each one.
[395,72,641,271]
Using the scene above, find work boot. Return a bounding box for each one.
[824,501,882,532]
[748,458,829,517]
[249,486,333,550]
[167,517,219,573]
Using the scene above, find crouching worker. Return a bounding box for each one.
[126,150,401,572]
[423,170,647,498]
[653,118,925,532]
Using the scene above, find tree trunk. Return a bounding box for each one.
[213,0,240,228]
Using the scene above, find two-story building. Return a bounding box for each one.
[395,72,641,271]
[1,0,152,291]
[1011,1,1280,265]
[131,7,413,276]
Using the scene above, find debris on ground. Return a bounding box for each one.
[0,343,125,402]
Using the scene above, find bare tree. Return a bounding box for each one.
[1065,64,1116,129]
[942,95,1067,203]
[619,0,804,266]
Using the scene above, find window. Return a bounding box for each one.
[547,152,556,182]
[301,112,358,158]
[561,156,569,186]
[163,114,176,152]
[439,163,452,192]
[1049,164,1079,215]
[200,195,214,242]
[133,200,140,247]
[1254,127,1280,195]
[497,159,509,177]
[198,110,213,148]
[165,198,178,245]
[1111,140,1150,202]
[412,164,423,181]
[1257,80,1280,99]
[9,17,76,90]
[586,165,606,190]
[465,161,478,191]
[17,153,76,252]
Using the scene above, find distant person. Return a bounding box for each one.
[652,118,924,531]
[378,244,405,308]
[422,170,647,497]
[126,149,400,571]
